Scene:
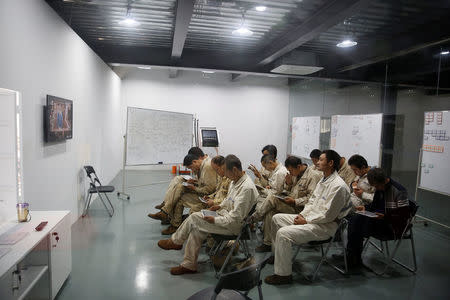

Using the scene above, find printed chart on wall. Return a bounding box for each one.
[126,107,193,165]
[291,116,321,159]
[419,111,450,195]
[330,113,383,166]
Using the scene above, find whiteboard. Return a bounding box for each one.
[291,116,321,159]
[0,89,23,223]
[419,111,450,195]
[330,113,383,166]
[126,107,193,165]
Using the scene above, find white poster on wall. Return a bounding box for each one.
[419,111,450,196]
[291,116,321,159]
[330,113,383,166]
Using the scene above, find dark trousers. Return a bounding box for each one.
[347,213,392,258]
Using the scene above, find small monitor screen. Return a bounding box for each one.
[201,129,219,147]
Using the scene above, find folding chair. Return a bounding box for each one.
[362,200,418,275]
[187,255,271,300]
[82,166,115,217]
[292,218,348,281]
[208,205,256,278]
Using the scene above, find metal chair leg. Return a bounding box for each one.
[292,245,301,263]
[82,194,93,217]
[98,193,114,217]
[216,237,241,278]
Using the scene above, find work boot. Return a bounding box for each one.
[255,244,272,253]
[264,274,293,285]
[158,239,182,250]
[170,265,197,275]
[148,211,169,222]
[161,225,178,235]
[154,202,164,209]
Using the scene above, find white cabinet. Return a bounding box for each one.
[49,214,71,299]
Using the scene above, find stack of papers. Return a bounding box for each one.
[274,195,287,201]
[181,175,193,181]
[198,197,208,203]
[201,210,217,217]
[355,210,378,218]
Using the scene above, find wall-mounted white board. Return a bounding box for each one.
[330,113,383,166]
[291,116,321,159]
[419,111,450,196]
[0,88,24,223]
[126,107,193,165]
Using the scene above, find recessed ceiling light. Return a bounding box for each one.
[441,50,449,55]
[119,17,140,27]
[138,66,152,70]
[336,39,357,48]
[232,26,253,37]
[202,70,215,74]
[255,6,267,12]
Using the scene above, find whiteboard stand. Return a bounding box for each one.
[117,135,131,200]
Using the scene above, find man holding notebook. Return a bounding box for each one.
[157,155,258,275]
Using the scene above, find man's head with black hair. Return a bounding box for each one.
[284,155,306,177]
[224,154,243,181]
[261,154,278,172]
[318,150,341,173]
[211,155,225,177]
[367,168,390,191]
[309,149,321,168]
[183,153,203,172]
[188,147,205,158]
[262,145,277,159]
[348,154,370,177]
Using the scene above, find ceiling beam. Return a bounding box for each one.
[171,0,195,61]
[256,0,371,67]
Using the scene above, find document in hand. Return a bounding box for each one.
[181,175,193,181]
[182,182,192,187]
[355,210,378,218]
[274,195,287,201]
[201,210,218,217]
[198,196,208,203]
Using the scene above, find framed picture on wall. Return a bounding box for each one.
[45,95,73,142]
[201,128,219,147]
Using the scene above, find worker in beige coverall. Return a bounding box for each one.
[252,156,322,252]
[248,144,278,187]
[338,157,357,187]
[265,150,352,285]
[347,154,375,208]
[157,155,258,275]
[203,155,231,208]
[149,153,217,235]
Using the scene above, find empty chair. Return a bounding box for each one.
[82,165,115,217]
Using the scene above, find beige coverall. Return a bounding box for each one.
[271,171,352,276]
[257,166,322,246]
[171,173,258,271]
[349,172,375,207]
[338,158,357,187]
[163,157,218,227]
[208,176,232,206]
[256,163,289,212]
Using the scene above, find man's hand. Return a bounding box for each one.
[266,185,271,189]
[375,212,384,219]
[248,164,262,179]
[294,214,307,225]
[204,216,215,223]
[353,187,363,198]
[187,179,197,184]
[209,205,221,211]
[355,206,365,211]
[285,174,293,185]
[185,184,196,191]
[206,199,215,207]
[283,196,295,206]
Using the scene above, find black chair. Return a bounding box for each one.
[362,199,418,275]
[186,255,271,300]
[82,166,115,217]
[292,218,348,281]
[208,205,256,278]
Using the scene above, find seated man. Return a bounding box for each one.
[157,154,258,275]
[309,149,321,171]
[253,155,322,252]
[149,153,218,235]
[338,156,357,187]
[265,150,352,285]
[151,147,207,212]
[248,144,278,186]
[346,168,410,267]
[203,155,231,207]
[348,154,375,208]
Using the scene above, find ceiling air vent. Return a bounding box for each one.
[271,51,323,75]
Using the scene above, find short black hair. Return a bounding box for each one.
[309,149,321,159]
[225,154,242,171]
[285,156,302,168]
[367,168,386,185]
[211,155,225,166]
[348,154,368,169]
[183,154,199,167]
[321,150,341,171]
[262,145,277,159]
[188,147,204,157]
[261,154,276,164]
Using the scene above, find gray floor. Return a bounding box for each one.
[56,170,450,300]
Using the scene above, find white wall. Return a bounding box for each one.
[0,0,124,223]
[121,69,289,169]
